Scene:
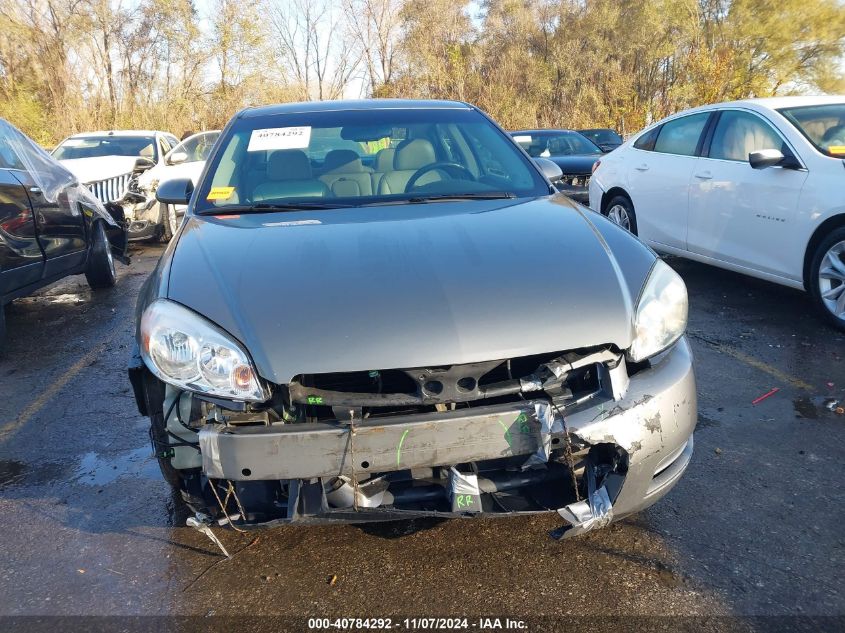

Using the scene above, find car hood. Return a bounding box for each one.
[547,155,601,175]
[166,197,653,384]
[58,156,139,184]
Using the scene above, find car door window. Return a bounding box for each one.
[633,126,660,151]
[0,136,25,169]
[653,113,710,156]
[708,110,786,161]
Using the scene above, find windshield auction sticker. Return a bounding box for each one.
[247,126,312,152]
[207,186,235,201]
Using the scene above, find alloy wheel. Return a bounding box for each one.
[819,239,845,321]
[607,203,631,231]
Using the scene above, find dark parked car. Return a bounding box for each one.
[510,129,603,203]
[129,100,695,539]
[0,119,128,349]
[578,128,624,152]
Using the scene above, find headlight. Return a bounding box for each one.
[628,260,688,362]
[140,299,268,402]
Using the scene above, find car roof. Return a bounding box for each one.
[66,130,166,138]
[668,95,845,118]
[240,99,473,118]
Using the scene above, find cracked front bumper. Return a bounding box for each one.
[194,337,696,526]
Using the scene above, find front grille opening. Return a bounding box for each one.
[288,346,611,423]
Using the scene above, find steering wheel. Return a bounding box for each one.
[404,162,476,193]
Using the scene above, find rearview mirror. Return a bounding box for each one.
[156,178,194,205]
[534,157,563,183]
[133,157,155,172]
[749,149,802,170]
[167,151,188,166]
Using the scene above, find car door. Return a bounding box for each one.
[625,112,712,251]
[687,109,808,278]
[15,153,88,277]
[0,166,44,296]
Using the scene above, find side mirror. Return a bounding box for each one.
[534,157,563,183]
[134,157,156,172]
[156,178,194,205]
[167,151,188,166]
[749,149,802,170]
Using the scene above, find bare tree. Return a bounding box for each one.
[266,0,360,100]
[342,0,402,95]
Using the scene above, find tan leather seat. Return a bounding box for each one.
[253,149,330,201]
[376,139,442,194]
[371,148,395,192]
[319,149,373,197]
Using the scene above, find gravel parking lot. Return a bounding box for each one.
[0,243,843,621]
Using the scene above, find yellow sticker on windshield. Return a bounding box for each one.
[207,186,235,201]
[827,145,845,155]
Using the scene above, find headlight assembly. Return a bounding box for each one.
[140,299,268,402]
[628,259,688,362]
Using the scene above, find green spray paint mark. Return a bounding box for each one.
[396,429,410,468]
[497,420,513,447]
[456,494,475,508]
[307,396,324,405]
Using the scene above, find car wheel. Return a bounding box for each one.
[158,203,177,243]
[603,194,638,235]
[84,220,117,289]
[809,227,845,331]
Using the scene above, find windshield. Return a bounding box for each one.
[196,107,548,212]
[511,131,602,157]
[778,104,845,157]
[53,135,158,161]
[169,131,221,163]
[579,129,622,145]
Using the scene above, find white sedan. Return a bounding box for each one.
[589,96,845,330]
[159,130,221,220]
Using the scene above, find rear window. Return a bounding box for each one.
[778,103,845,157]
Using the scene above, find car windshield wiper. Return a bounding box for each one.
[200,202,350,215]
[402,192,517,203]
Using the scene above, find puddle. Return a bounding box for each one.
[0,460,27,488]
[0,459,67,488]
[793,397,843,420]
[73,447,159,486]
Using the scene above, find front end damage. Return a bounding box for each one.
[114,171,161,241]
[130,337,696,536]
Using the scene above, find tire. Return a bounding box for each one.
[603,194,638,235]
[158,203,177,243]
[809,226,845,331]
[84,220,117,289]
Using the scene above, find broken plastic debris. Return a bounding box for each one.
[521,402,564,469]
[552,465,613,539]
[187,514,231,558]
[751,388,780,405]
[329,574,338,586]
[714,447,722,454]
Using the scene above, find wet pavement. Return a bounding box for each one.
[0,244,843,620]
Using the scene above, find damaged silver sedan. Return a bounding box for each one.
[128,99,696,538]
